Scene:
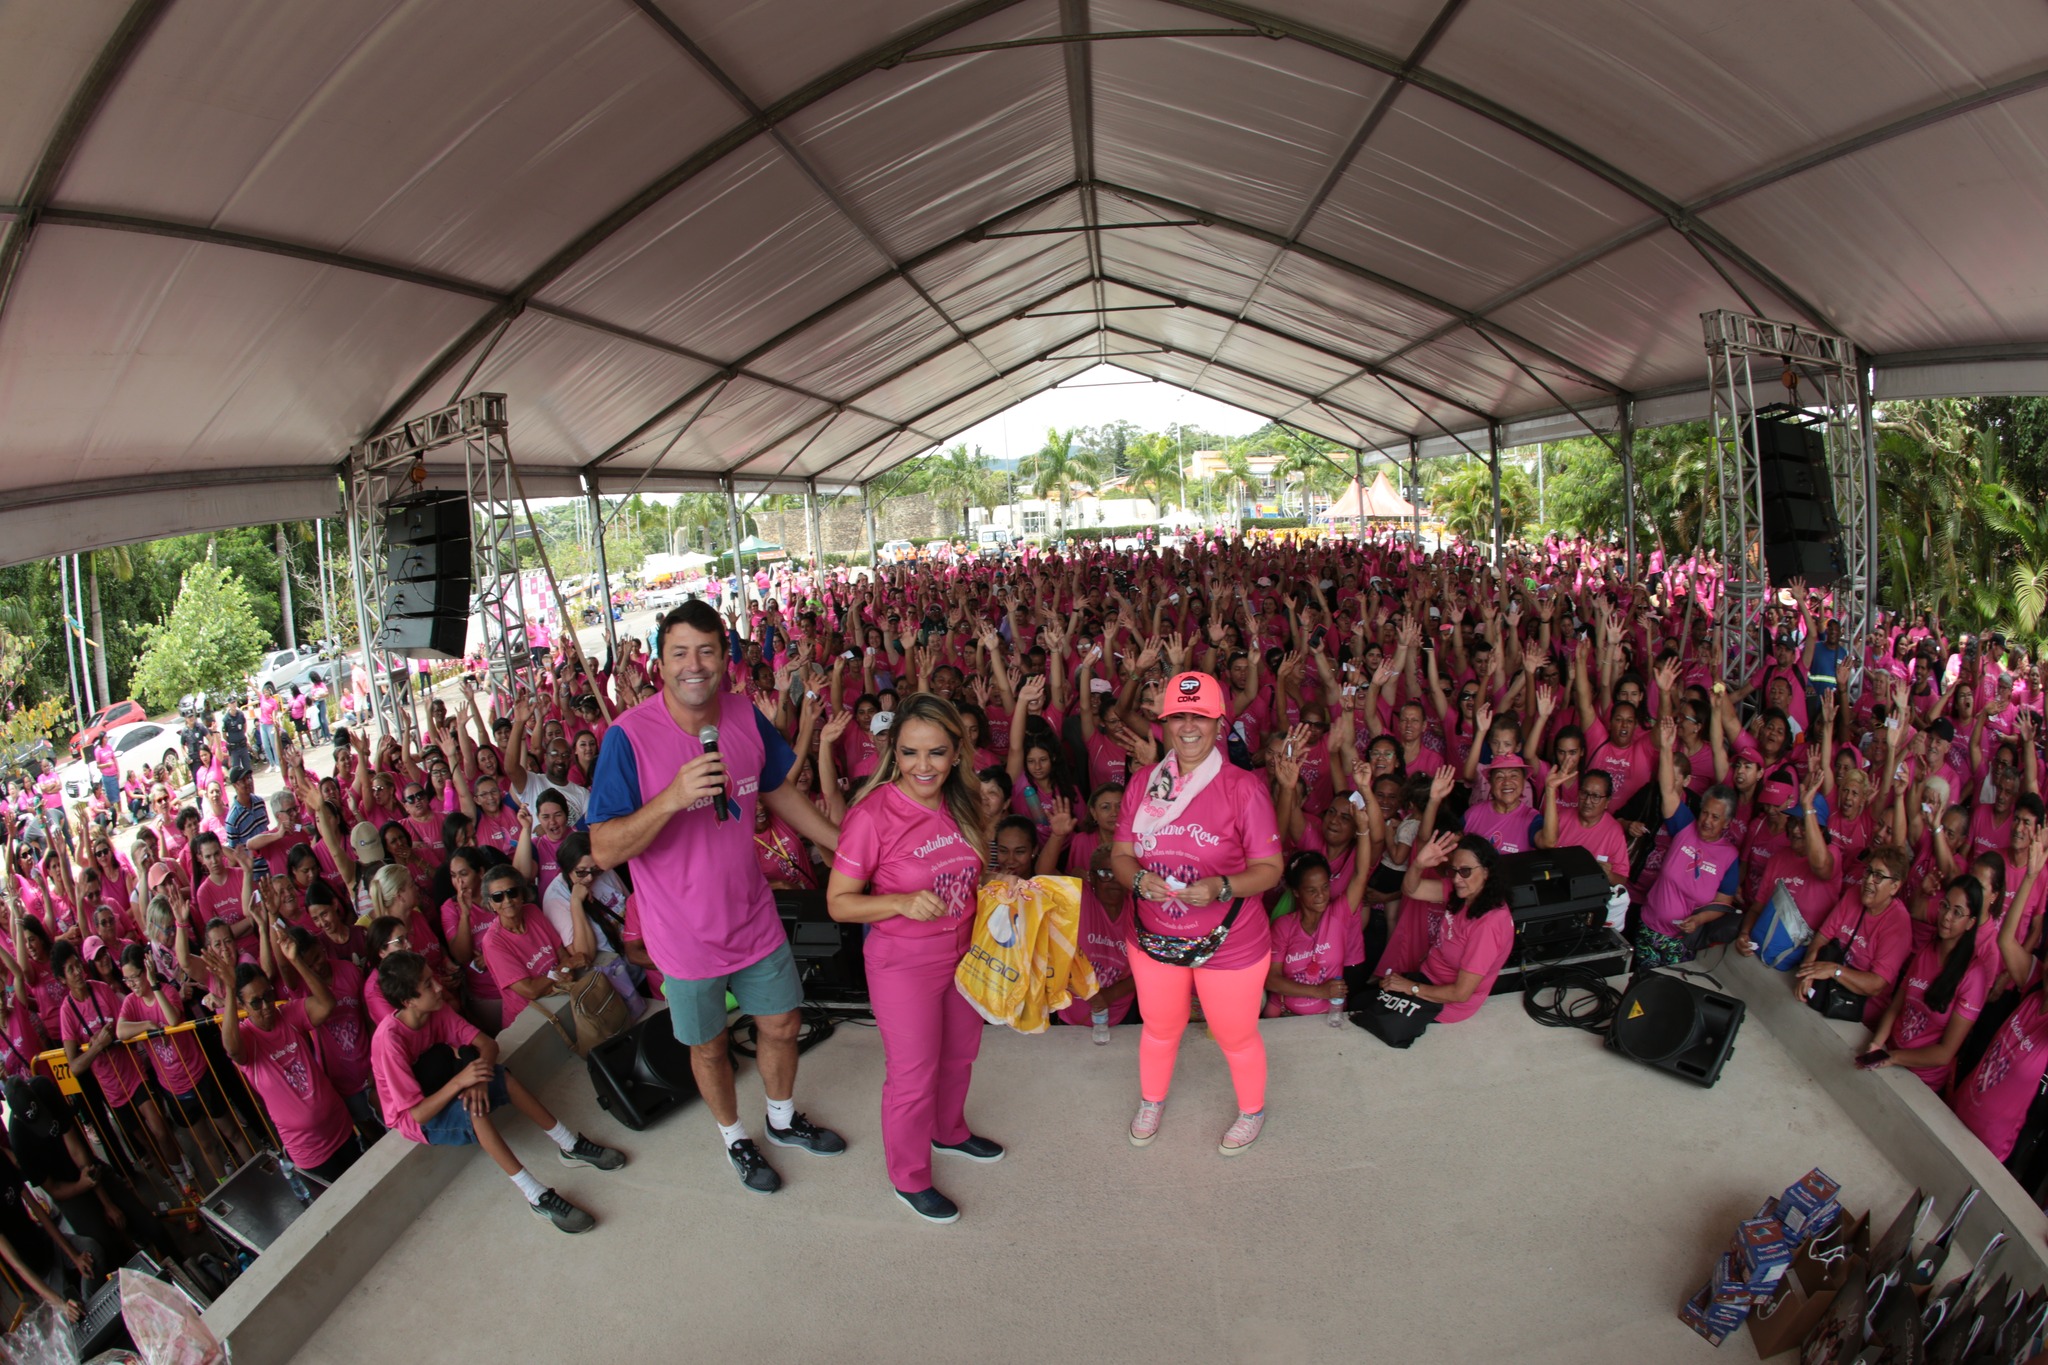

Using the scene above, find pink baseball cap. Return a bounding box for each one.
[1161,672,1226,719]
[1731,734,1765,765]
[146,862,174,890]
[1483,753,1528,771]
[82,935,107,961]
[1758,778,1797,806]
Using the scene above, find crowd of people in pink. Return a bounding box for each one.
[3,526,2047,1265]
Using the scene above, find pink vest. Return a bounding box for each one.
[610,690,783,978]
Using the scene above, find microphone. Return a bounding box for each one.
[698,726,729,821]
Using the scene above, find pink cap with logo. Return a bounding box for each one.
[1161,672,1226,719]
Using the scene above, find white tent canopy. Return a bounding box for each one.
[4,0,2048,563]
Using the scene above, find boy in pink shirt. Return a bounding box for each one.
[368,951,624,1233]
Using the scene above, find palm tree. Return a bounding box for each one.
[1221,451,1257,527]
[1024,427,1098,539]
[1123,433,1182,510]
[1271,445,1324,518]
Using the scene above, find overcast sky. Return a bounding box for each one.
[938,364,1271,462]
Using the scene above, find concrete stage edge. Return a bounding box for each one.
[205,955,2047,1365]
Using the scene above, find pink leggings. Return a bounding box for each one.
[1125,951,1268,1113]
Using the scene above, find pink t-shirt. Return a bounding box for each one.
[1890,938,1991,1091]
[238,1002,354,1168]
[592,690,785,979]
[370,1004,482,1145]
[1419,905,1514,1023]
[117,993,206,1094]
[473,806,521,856]
[481,910,565,1023]
[58,983,146,1106]
[1815,893,1913,1026]
[622,893,664,995]
[835,784,985,942]
[1055,885,1132,1027]
[193,869,246,927]
[1755,846,1844,934]
[1085,733,1130,791]
[1268,904,1365,1015]
[1114,761,1281,972]
[1951,967,2048,1159]
[316,961,376,1098]
[1463,802,1540,856]
[1550,810,1630,878]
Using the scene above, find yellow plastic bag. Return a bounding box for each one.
[956,876,1097,1033]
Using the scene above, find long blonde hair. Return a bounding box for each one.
[369,862,414,920]
[852,693,989,860]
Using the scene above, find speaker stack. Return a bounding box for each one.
[1605,970,1745,1087]
[375,492,471,658]
[1756,413,1844,587]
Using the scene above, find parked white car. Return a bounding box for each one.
[57,720,184,801]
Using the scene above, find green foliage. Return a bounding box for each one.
[130,561,270,712]
[1432,462,1536,541]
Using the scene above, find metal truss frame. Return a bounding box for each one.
[346,392,530,733]
[1702,310,1871,692]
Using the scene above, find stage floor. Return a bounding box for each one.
[292,997,1912,1364]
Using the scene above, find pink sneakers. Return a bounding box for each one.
[1219,1111,1265,1156]
[1128,1100,1164,1146]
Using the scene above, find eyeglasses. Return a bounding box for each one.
[1864,869,1900,885]
[1450,863,1482,879]
[570,865,598,880]
[242,993,275,1008]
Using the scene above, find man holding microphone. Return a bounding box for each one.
[588,600,847,1194]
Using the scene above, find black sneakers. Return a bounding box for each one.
[765,1112,848,1156]
[558,1135,627,1171]
[728,1138,782,1194]
[529,1188,595,1234]
[932,1134,1005,1162]
[895,1186,960,1224]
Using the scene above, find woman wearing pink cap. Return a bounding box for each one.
[1111,672,1283,1156]
[1461,753,1541,855]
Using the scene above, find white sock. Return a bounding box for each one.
[717,1120,749,1150]
[765,1097,795,1131]
[510,1168,547,1204]
[543,1121,576,1152]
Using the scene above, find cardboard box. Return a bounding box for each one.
[1776,1170,1840,1238]
[1739,1217,1794,1285]
[1679,1285,1747,1346]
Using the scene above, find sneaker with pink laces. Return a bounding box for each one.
[1128,1100,1165,1147]
[1219,1110,1264,1156]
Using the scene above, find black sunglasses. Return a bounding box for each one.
[570,866,598,879]
[487,889,521,903]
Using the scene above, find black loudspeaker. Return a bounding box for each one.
[385,492,469,546]
[379,493,472,659]
[1605,970,1744,1087]
[587,1011,699,1131]
[374,611,467,657]
[1757,413,1844,587]
[1495,846,1609,953]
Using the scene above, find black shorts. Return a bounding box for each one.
[163,1071,234,1128]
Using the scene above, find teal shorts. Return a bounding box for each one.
[663,942,804,1046]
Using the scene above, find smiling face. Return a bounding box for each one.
[1937,886,1976,941]
[662,620,726,712]
[893,718,956,805]
[1162,710,1220,768]
[537,800,569,841]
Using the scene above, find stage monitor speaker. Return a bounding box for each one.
[374,611,467,658]
[588,1011,699,1131]
[1605,970,1744,1087]
[384,492,469,547]
[1757,413,1844,587]
[1495,846,1609,953]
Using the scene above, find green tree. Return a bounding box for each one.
[1021,427,1100,538]
[1432,462,1537,542]
[131,561,269,712]
[1122,432,1183,508]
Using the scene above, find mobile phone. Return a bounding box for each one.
[1348,790,1367,809]
[843,650,857,661]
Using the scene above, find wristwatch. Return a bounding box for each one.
[1408,980,1421,996]
[1219,874,1234,901]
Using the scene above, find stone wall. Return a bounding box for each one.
[748,493,963,556]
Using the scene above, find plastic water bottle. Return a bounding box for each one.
[279,1156,311,1204]
[1328,994,1347,1027]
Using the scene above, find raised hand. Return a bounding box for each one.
[1047,794,1076,840]
[1429,764,1457,803]
[1410,831,1459,870]
[1534,683,1558,718]
[1274,753,1303,792]
[821,709,853,745]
